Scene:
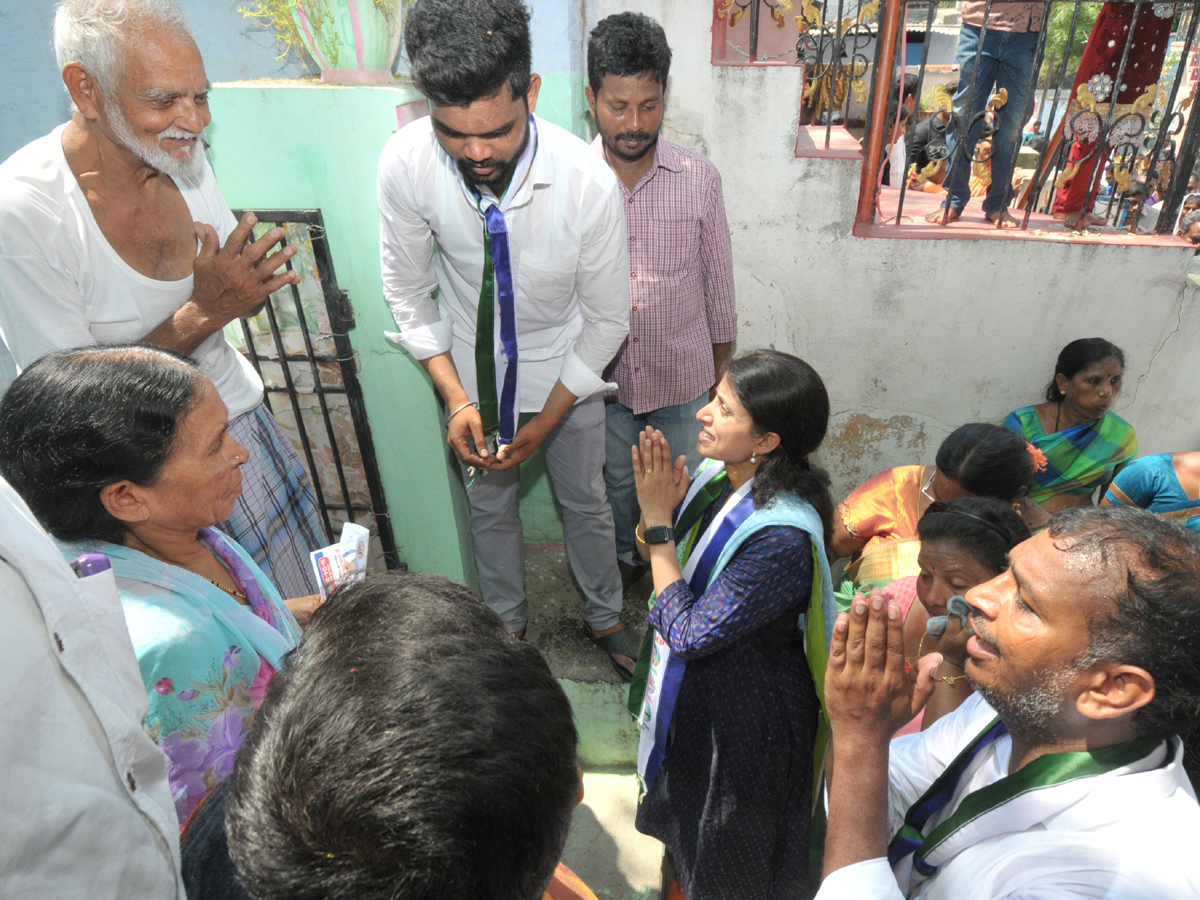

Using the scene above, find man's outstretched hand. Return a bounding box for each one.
[192,212,301,330]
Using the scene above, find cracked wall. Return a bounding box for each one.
[585,0,1200,502]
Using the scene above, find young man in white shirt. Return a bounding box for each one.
[819,506,1200,898]
[378,0,637,674]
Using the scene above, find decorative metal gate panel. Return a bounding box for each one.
[231,208,401,571]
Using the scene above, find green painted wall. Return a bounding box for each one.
[207,82,476,582]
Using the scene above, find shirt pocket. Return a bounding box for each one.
[646,218,701,278]
[515,250,579,331]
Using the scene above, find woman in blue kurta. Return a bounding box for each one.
[627,350,837,900]
[1102,452,1200,533]
[0,347,316,827]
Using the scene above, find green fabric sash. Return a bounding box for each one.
[890,714,1159,877]
[626,469,729,719]
[474,219,499,436]
[1005,407,1137,502]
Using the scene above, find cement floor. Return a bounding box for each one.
[522,543,654,683]
[522,544,664,900]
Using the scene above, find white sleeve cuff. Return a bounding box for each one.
[384,319,453,360]
[814,858,904,900]
[558,346,616,401]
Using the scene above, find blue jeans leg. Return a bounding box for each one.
[983,30,1042,216]
[943,24,995,213]
[605,393,708,564]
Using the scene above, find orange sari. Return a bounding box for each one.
[544,863,598,900]
[837,465,925,593]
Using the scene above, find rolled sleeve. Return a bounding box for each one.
[700,170,737,344]
[558,177,629,398]
[814,858,904,899]
[377,136,447,359]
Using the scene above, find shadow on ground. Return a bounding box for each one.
[524,544,654,683]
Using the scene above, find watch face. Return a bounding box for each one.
[645,526,674,544]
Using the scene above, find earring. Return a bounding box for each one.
[750,451,757,466]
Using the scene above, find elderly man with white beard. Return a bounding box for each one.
[0,0,326,598]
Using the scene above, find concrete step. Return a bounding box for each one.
[523,544,652,767]
[523,545,664,898]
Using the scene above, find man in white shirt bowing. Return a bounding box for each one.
[378,0,636,673]
[818,506,1200,899]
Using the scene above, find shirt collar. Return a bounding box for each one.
[589,133,682,194]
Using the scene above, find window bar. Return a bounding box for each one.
[1020,0,1086,227]
[894,0,940,224]
[993,0,1054,228]
[282,209,402,570]
[1155,44,1200,233]
[257,249,336,542]
[280,234,359,542]
[932,0,994,226]
[858,0,905,222]
[829,0,849,146]
[749,0,761,60]
[1142,5,1199,233]
[1092,0,1148,232]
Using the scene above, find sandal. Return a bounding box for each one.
[583,621,641,682]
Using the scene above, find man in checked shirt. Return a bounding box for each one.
[586,13,737,585]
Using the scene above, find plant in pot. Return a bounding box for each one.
[243,0,404,85]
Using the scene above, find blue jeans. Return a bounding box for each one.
[605,393,708,564]
[942,24,1043,216]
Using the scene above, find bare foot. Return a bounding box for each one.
[925,206,962,225]
[987,209,1021,228]
[1062,210,1107,230]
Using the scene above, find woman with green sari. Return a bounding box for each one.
[1003,338,1137,513]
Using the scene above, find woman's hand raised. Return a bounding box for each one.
[633,427,689,527]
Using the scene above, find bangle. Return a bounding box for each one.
[447,401,478,424]
[635,523,646,545]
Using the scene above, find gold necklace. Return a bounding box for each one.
[201,574,248,603]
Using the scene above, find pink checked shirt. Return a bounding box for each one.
[592,136,737,415]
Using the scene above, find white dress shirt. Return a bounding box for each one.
[0,125,264,418]
[817,693,1200,899]
[0,476,183,899]
[377,114,630,409]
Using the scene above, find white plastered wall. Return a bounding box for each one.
[583,0,1198,501]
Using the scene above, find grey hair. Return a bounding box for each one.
[54,0,193,96]
[1181,208,1200,233]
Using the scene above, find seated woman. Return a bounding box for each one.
[880,498,1030,736]
[832,423,1040,598]
[628,350,837,900]
[1102,452,1200,533]
[0,347,316,827]
[1004,337,1137,513]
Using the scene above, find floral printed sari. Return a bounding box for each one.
[59,527,301,826]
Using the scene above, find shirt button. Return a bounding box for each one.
[635,367,640,372]
[630,272,636,278]
[632,337,639,342]
[631,305,637,311]
[629,235,635,241]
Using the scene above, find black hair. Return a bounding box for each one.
[1050,507,1200,743]
[586,12,672,96]
[723,350,834,543]
[403,0,532,106]
[0,345,203,543]
[1043,338,1125,402]
[935,423,1034,503]
[885,73,920,130]
[226,573,579,900]
[917,498,1030,574]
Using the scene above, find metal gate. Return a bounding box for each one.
[232,208,401,571]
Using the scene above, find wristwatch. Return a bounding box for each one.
[643,525,675,544]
